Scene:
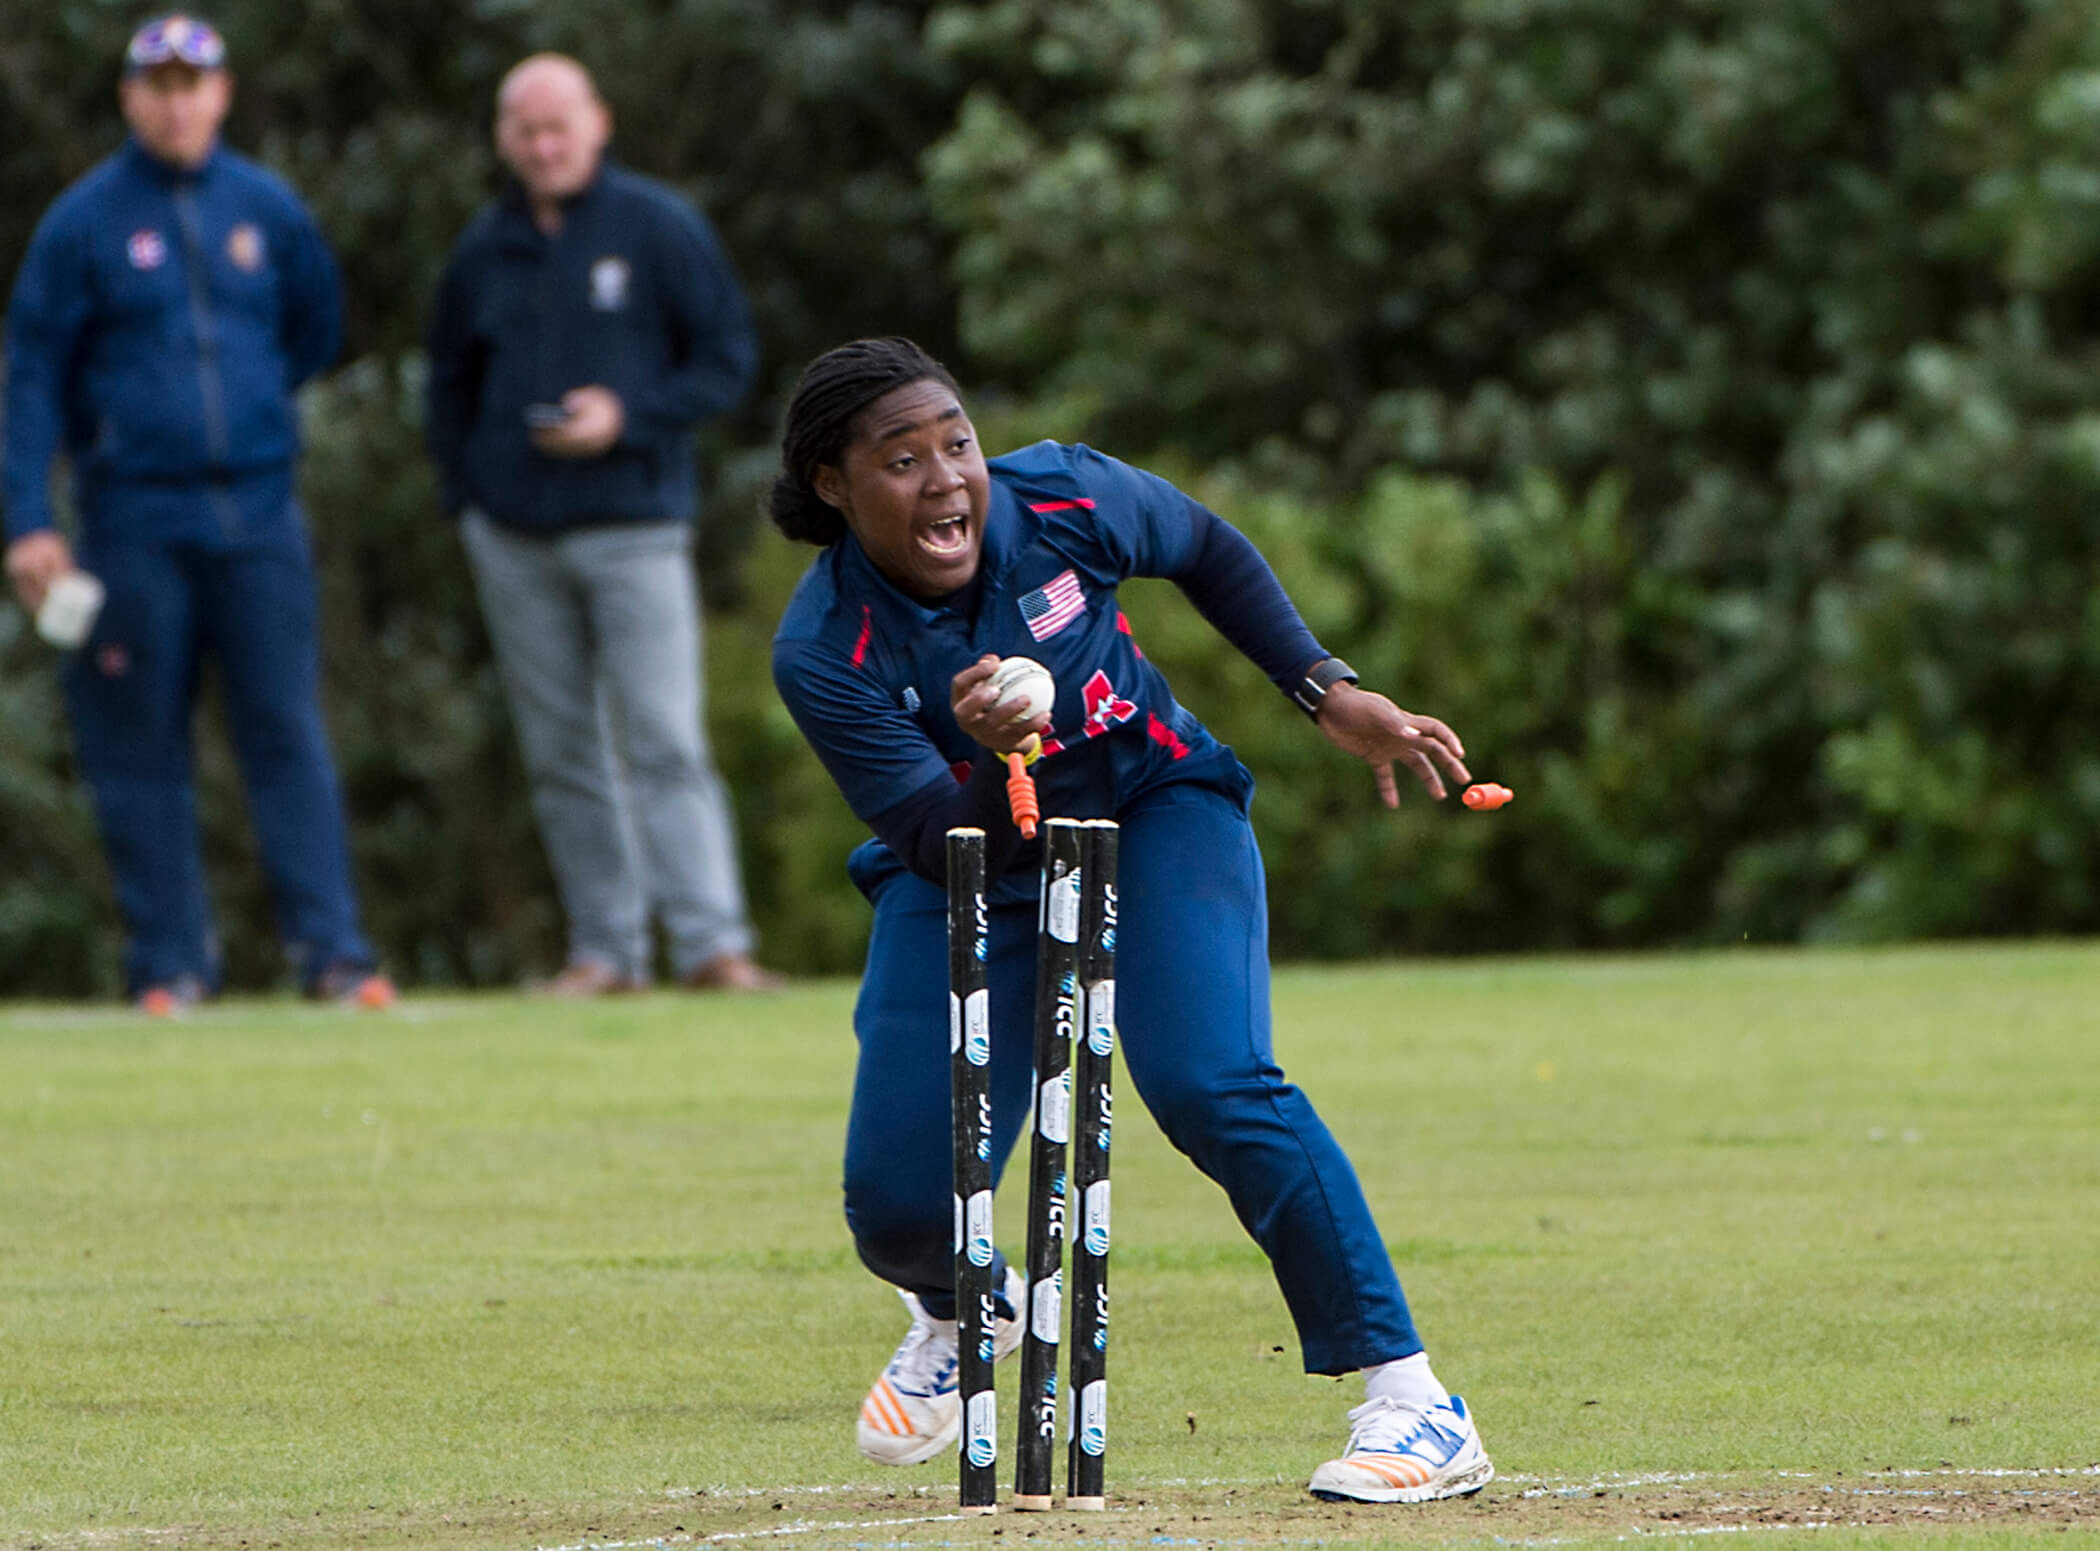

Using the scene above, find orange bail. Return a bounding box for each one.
[1461,783,1513,811]
[1006,753,1040,838]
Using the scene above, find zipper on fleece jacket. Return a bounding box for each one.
[172,186,239,537]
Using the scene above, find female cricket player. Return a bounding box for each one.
[768,337,1493,1503]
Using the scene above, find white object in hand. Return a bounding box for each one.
[986,655,1055,721]
[36,570,105,649]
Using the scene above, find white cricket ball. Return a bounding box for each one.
[986,655,1055,721]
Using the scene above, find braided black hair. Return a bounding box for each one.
[768,337,961,546]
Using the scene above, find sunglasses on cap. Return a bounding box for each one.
[125,15,227,72]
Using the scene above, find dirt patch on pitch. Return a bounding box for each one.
[15,1470,2099,1549]
[644,1469,2100,1546]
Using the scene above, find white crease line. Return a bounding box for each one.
[668,1486,878,1500]
[666,1465,2097,1506]
[1517,1472,1707,1496]
[1498,1526,1837,1547]
[540,1514,970,1550]
[1634,1527,1835,1539]
[1507,1465,2100,1497]
[1869,1466,2100,1479]
[675,1476,1267,1497]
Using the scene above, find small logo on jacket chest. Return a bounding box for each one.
[225,223,266,273]
[127,229,167,270]
[589,256,631,311]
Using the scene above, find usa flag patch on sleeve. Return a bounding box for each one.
[1019,569,1086,641]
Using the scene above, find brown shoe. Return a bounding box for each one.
[540,960,644,998]
[681,953,787,992]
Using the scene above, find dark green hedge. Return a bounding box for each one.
[4,0,2098,993]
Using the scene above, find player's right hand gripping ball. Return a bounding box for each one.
[1462,783,1514,811]
[986,656,1055,722]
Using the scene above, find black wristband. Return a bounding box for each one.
[1290,656,1359,718]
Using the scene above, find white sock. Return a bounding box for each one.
[1362,1352,1449,1411]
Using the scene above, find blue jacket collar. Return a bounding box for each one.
[498,156,618,234]
[122,137,222,185]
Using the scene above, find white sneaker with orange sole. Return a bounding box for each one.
[857,1268,1024,1466]
[1308,1394,1495,1502]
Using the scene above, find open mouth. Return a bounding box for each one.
[919,513,971,558]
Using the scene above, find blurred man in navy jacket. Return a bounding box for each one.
[426,53,778,995]
[2,14,392,1014]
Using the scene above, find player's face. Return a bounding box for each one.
[119,64,232,170]
[815,380,990,602]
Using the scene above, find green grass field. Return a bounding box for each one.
[4,942,2097,1549]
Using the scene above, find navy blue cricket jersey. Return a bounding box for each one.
[773,441,1289,898]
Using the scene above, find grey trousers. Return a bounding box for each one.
[461,510,756,979]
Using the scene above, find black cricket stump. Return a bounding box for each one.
[946,827,998,1513]
[1066,819,1118,1509]
[1013,817,1085,1510]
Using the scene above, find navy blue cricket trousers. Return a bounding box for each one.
[843,778,1421,1376]
[65,521,372,995]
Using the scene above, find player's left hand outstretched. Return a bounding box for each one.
[1315,683,1470,807]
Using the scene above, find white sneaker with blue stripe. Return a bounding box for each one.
[1308,1394,1495,1502]
[856,1269,1024,1465]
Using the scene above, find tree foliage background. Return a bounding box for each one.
[3,0,2098,994]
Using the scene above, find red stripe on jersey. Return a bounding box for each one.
[950,760,973,786]
[851,605,873,667]
[1147,712,1190,760]
[1027,498,1097,513]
